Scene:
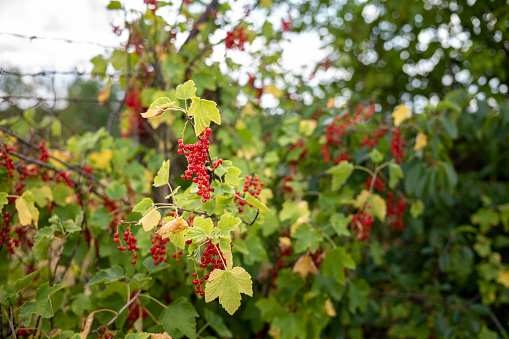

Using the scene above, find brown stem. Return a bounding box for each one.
[89,289,142,334]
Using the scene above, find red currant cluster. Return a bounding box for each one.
[39,140,49,162]
[288,140,308,165]
[199,240,227,270]
[361,126,389,148]
[98,329,112,339]
[225,26,248,50]
[333,151,350,165]
[151,233,170,265]
[1,145,15,178]
[281,17,293,32]
[114,226,139,265]
[364,175,386,193]
[351,211,373,241]
[16,325,34,337]
[309,249,324,267]
[390,128,406,164]
[0,211,15,254]
[234,175,263,213]
[387,192,406,231]
[191,271,206,297]
[178,127,213,203]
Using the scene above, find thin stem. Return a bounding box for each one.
[139,294,167,309]
[196,322,210,337]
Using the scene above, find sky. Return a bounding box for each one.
[0,0,326,88]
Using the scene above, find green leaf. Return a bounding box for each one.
[20,283,64,325]
[159,296,199,339]
[204,308,233,338]
[193,216,214,233]
[176,80,197,100]
[0,192,8,213]
[225,167,242,186]
[143,257,170,275]
[255,297,286,322]
[105,182,127,200]
[326,161,354,190]
[141,97,175,118]
[154,160,170,187]
[369,149,384,163]
[348,279,370,313]
[291,224,323,253]
[244,193,269,211]
[15,270,39,290]
[205,267,253,315]
[133,198,155,216]
[388,162,404,188]
[330,213,352,237]
[87,266,125,285]
[218,214,242,233]
[107,0,122,9]
[472,208,499,233]
[440,117,458,139]
[322,247,356,284]
[188,97,221,136]
[186,227,207,244]
[271,313,306,339]
[410,200,424,218]
[218,238,232,253]
[167,229,189,249]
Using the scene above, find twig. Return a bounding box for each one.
[181,0,219,47]
[487,306,508,336]
[89,289,143,334]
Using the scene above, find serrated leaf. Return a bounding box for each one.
[205,267,253,315]
[133,198,155,216]
[218,215,242,233]
[166,228,189,249]
[32,186,53,208]
[330,213,352,237]
[159,297,199,339]
[292,253,318,280]
[193,216,214,233]
[410,200,424,218]
[89,150,113,170]
[107,0,122,9]
[154,160,170,187]
[176,80,197,100]
[138,208,161,232]
[15,191,39,228]
[326,161,353,191]
[388,163,404,188]
[15,270,39,290]
[322,247,356,284]
[20,282,64,325]
[369,149,384,163]
[188,97,221,136]
[291,224,323,253]
[391,104,412,127]
[225,167,242,186]
[87,266,125,285]
[0,192,8,212]
[244,193,269,211]
[186,227,207,244]
[370,194,387,222]
[105,181,127,200]
[141,97,175,119]
[204,309,233,338]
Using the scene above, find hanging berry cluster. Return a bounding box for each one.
[225,26,248,50]
[321,105,376,163]
[390,128,406,164]
[361,126,389,148]
[387,192,407,231]
[234,175,263,213]
[114,225,139,265]
[351,211,373,241]
[178,127,214,203]
[150,233,170,265]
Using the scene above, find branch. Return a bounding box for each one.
[181,0,219,47]
[89,289,142,334]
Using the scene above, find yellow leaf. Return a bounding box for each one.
[157,217,189,235]
[391,104,412,127]
[88,150,113,171]
[241,102,258,117]
[298,120,317,136]
[148,110,175,129]
[326,97,335,109]
[324,298,337,317]
[15,191,39,228]
[97,84,111,106]
[496,270,509,288]
[292,253,318,280]
[354,190,371,209]
[151,333,172,339]
[138,208,161,232]
[414,132,428,151]
[263,84,284,99]
[49,150,73,170]
[279,237,292,251]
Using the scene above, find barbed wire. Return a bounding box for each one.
[0,32,119,49]
[0,68,125,78]
[0,94,122,104]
